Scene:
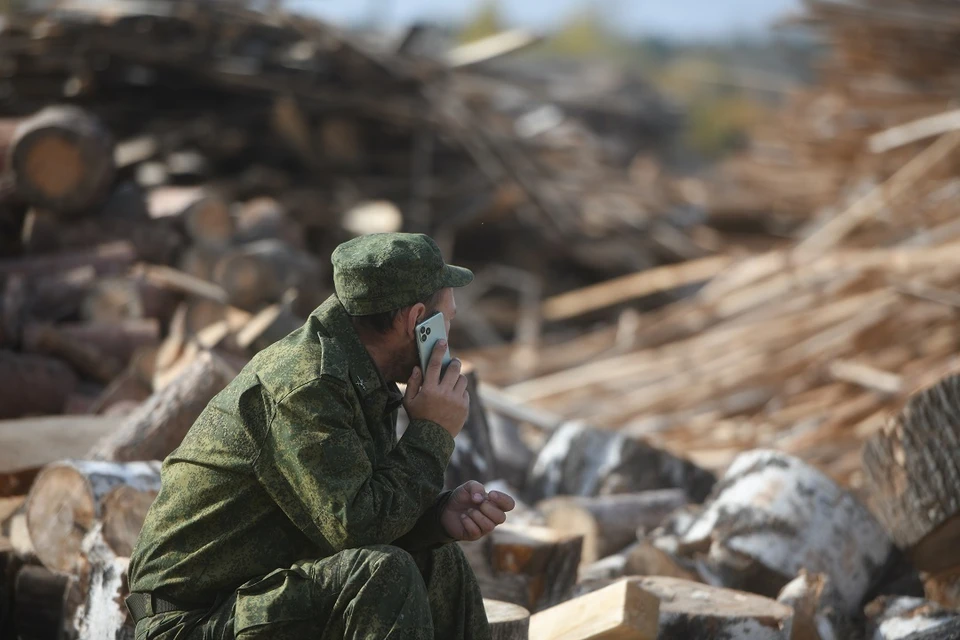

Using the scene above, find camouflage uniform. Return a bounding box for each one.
[126,234,488,639]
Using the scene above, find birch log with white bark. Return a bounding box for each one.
[678,449,892,613]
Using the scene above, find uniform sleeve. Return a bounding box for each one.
[255,377,456,553]
[391,490,456,552]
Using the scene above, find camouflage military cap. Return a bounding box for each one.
[332,233,474,315]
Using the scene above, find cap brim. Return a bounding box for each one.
[441,264,474,288]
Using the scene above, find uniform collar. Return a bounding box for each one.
[313,295,404,415]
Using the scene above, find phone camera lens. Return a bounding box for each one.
[425,328,431,336]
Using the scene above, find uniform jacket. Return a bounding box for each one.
[127,294,456,605]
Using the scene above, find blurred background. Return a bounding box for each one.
[3,0,960,492]
[8,1,960,634]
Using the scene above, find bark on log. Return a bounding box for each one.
[0,350,78,419]
[678,450,892,613]
[14,564,71,640]
[0,241,136,280]
[87,350,238,462]
[235,196,303,247]
[182,195,234,248]
[526,421,715,503]
[485,599,530,640]
[461,524,583,613]
[536,490,686,566]
[487,412,534,493]
[72,524,135,640]
[26,266,97,323]
[212,239,324,311]
[866,596,960,640]
[634,576,795,640]
[924,567,960,611]
[863,374,960,553]
[235,302,303,353]
[777,572,855,640]
[89,371,152,416]
[54,320,161,365]
[7,105,115,215]
[81,274,181,325]
[578,540,699,586]
[528,578,659,640]
[25,460,160,574]
[22,323,124,384]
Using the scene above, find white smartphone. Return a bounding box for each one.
[416,311,451,377]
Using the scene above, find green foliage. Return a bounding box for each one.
[684,93,767,157]
[543,9,610,57]
[459,0,504,44]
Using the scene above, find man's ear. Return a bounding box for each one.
[402,302,427,338]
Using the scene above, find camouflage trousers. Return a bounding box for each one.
[133,543,491,640]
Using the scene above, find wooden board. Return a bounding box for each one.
[529,578,659,640]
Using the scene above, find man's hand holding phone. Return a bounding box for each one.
[403,339,469,438]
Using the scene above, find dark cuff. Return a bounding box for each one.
[392,490,456,552]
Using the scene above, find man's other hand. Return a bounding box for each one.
[403,340,469,438]
[440,480,516,542]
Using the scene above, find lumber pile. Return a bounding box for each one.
[463,0,960,496]
[9,0,960,638]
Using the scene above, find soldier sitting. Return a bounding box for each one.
[125,233,515,639]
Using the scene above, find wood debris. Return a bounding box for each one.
[5,0,960,638]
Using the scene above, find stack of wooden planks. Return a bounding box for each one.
[465,0,960,492]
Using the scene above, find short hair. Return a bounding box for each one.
[351,288,443,335]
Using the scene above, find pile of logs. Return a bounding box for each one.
[9,0,960,638]
[464,0,960,493]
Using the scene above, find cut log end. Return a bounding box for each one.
[485,599,530,640]
[25,460,160,573]
[9,106,115,215]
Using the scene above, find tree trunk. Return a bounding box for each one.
[866,596,960,640]
[21,323,124,384]
[53,320,161,365]
[677,450,892,614]
[0,416,125,490]
[7,105,115,215]
[487,412,534,493]
[25,266,98,323]
[777,571,855,640]
[235,302,303,353]
[0,241,136,280]
[81,275,178,326]
[634,576,794,640]
[87,350,238,462]
[526,421,715,504]
[14,564,71,640]
[537,490,686,566]
[212,239,323,311]
[528,578,659,640]
[25,460,160,574]
[0,350,78,419]
[234,196,303,248]
[461,524,583,613]
[182,195,234,248]
[89,370,152,416]
[924,567,960,610]
[485,599,530,640]
[577,540,700,589]
[71,524,135,640]
[863,375,960,583]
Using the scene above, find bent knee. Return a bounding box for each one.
[360,545,420,578]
